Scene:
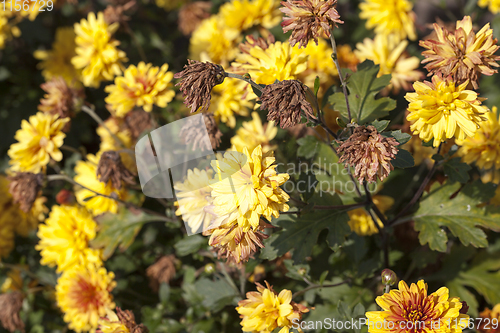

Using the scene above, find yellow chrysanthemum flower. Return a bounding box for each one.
[98,310,130,333]
[74,154,127,216]
[56,264,116,333]
[15,0,55,20]
[405,75,489,147]
[355,34,423,93]
[348,195,394,236]
[209,145,290,232]
[359,0,416,41]
[96,117,135,172]
[8,112,69,173]
[366,280,469,333]
[297,38,338,91]
[457,106,500,184]
[232,40,308,84]
[72,12,127,88]
[190,16,241,66]
[0,11,21,49]
[231,112,277,153]
[16,196,48,236]
[220,0,281,31]
[174,168,214,234]
[105,62,176,117]
[36,205,102,272]
[0,267,24,293]
[478,0,500,14]
[208,79,252,128]
[34,27,81,85]
[236,281,309,333]
[0,222,15,260]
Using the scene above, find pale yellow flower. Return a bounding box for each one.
[36,205,102,272]
[208,79,252,128]
[34,27,81,85]
[405,75,489,147]
[348,195,394,236]
[220,0,281,31]
[105,62,176,117]
[56,264,116,333]
[231,112,277,153]
[355,34,423,93]
[297,38,338,91]
[8,112,69,173]
[209,145,290,231]
[72,12,127,88]
[189,16,241,67]
[359,0,416,41]
[74,154,127,216]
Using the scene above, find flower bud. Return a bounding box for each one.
[204,263,215,274]
[381,269,397,286]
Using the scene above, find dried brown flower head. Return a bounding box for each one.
[281,0,343,48]
[174,60,226,113]
[203,221,271,264]
[38,77,84,129]
[99,308,148,333]
[337,125,399,184]
[260,80,314,129]
[124,109,155,140]
[0,291,25,333]
[238,34,275,54]
[103,1,136,25]
[178,1,212,36]
[420,16,500,89]
[96,151,135,189]
[7,172,43,213]
[146,255,177,292]
[179,113,222,151]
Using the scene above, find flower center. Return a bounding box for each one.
[39,136,49,147]
[71,276,101,311]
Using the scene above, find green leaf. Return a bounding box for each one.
[92,208,162,259]
[174,234,207,257]
[251,83,266,98]
[422,138,435,147]
[328,61,396,124]
[159,283,170,303]
[371,119,390,132]
[284,259,311,280]
[384,130,411,145]
[391,149,414,169]
[297,135,320,159]
[412,180,500,252]
[319,270,329,285]
[314,76,320,96]
[194,277,240,312]
[298,171,318,201]
[260,193,351,264]
[443,157,471,184]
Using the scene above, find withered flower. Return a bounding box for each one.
[96,151,135,189]
[179,113,222,150]
[420,16,500,89]
[337,125,399,184]
[0,291,25,333]
[238,34,275,54]
[178,1,212,36]
[7,172,43,213]
[203,221,271,265]
[260,80,314,129]
[174,60,226,113]
[38,76,84,121]
[146,255,177,292]
[99,307,149,333]
[103,1,136,25]
[124,109,154,140]
[281,0,344,48]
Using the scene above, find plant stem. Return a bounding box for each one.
[385,284,390,294]
[292,279,350,298]
[363,182,388,226]
[329,27,352,124]
[226,72,263,93]
[81,105,125,149]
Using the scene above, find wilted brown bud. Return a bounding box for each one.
[460,301,469,315]
[337,125,399,184]
[146,255,177,292]
[203,220,271,265]
[0,291,25,333]
[38,76,84,124]
[103,1,136,25]
[281,0,344,48]
[124,109,154,140]
[55,189,75,205]
[180,113,222,151]
[116,308,148,333]
[96,151,135,189]
[260,80,314,129]
[178,1,212,36]
[7,172,43,213]
[174,60,226,113]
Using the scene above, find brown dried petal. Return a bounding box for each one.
[96,151,136,189]
[124,109,155,140]
[115,308,149,333]
[178,1,212,36]
[174,60,226,113]
[260,80,314,129]
[103,1,136,25]
[0,292,25,333]
[146,255,177,292]
[7,172,43,213]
